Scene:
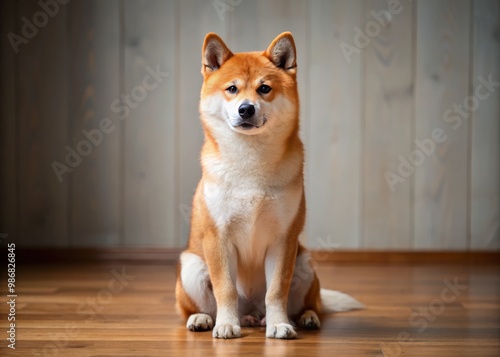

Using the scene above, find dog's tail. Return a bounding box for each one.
[320,288,364,313]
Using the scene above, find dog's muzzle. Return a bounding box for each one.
[233,103,266,130]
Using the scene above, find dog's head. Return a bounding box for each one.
[199,32,299,139]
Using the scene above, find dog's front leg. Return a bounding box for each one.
[203,235,240,339]
[264,240,299,339]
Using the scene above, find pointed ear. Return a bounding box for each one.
[202,32,233,74]
[265,32,297,72]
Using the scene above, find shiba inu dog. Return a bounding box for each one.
[175,32,362,339]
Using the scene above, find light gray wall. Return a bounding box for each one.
[0,0,498,250]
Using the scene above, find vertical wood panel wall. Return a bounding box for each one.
[18,0,69,246]
[363,0,413,249]
[307,1,363,250]
[123,0,178,247]
[69,0,121,247]
[0,0,498,250]
[471,0,500,249]
[414,0,471,250]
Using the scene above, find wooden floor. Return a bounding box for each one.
[2,262,500,356]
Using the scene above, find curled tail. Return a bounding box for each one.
[320,288,364,313]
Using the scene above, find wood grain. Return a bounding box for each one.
[414,0,471,249]
[1,262,498,356]
[123,0,178,247]
[0,0,17,239]
[363,0,413,249]
[307,1,363,249]
[18,0,69,246]
[68,0,121,246]
[470,0,500,249]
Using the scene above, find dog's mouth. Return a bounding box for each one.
[234,117,267,131]
[238,122,259,130]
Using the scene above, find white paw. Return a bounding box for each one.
[266,323,298,339]
[212,324,241,339]
[298,310,320,330]
[186,313,214,332]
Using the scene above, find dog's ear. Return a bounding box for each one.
[265,32,297,73]
[202,33,233,75]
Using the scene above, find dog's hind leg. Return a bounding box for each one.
[175,251,217,331]
[287,251,322,330]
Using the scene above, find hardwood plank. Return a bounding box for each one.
[470,0,500,250]
[1,262,498,356]
[18,0,69,246]
[178,0,228,246]
[363,0,413,249]
[123,0,178,247]
[68,0,121,246]
[17,247,182,264]
[0,0,17,240]
[414,0,471,249]
[307,1,363,249]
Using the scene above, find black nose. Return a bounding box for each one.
[238,103,255,119]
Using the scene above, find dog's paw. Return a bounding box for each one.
[298,310,320,330]
[186,313,214,332]
[240,314,261,327]
[266,323,298,339]
[212,324,241,339]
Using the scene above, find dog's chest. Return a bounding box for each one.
[203,177,301,244]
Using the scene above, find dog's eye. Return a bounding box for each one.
[226,85,238,94]
[258,84,272,94]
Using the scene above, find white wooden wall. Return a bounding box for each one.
[0,0,498,250]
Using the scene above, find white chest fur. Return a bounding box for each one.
[204,178,301,236]
[203,165,302,267]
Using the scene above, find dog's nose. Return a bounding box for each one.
[238,103,255,119]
